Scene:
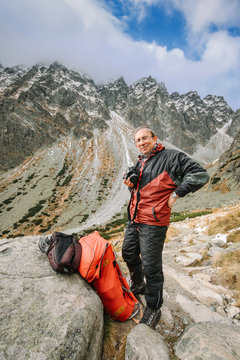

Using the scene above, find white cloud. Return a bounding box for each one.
[170,0,240,34]
[0,0,239,110]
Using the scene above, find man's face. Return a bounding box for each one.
[135,128,157,154]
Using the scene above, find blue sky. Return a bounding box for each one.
[0,0,240,110]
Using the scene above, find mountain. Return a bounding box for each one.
[0,62,239,238]
[99,76,236,162]
[0,112,138,238]
[0,62,109,171]
[0,63,239,173]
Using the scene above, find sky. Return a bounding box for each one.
[0,0,240,110]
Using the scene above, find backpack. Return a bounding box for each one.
[46,232,82,273]
[78,231,138,321]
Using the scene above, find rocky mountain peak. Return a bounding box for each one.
[0,62,238,171]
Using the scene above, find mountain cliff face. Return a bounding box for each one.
[1,62,239,173]
[99,77,236,160]
[210,130,240,190]
[0,62,109,171]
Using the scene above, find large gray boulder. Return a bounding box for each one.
[175,322,240,360]
[125,324,169,360]
[0,235,104,360]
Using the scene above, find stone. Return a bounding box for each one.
[161,305,175,330]
[175,253,202,266]
[0,235,104,360]
[175,322,240,360]
[125,324,170,360]
[164,265,224,306]
[192,273,232,295]
[176,294,231,324]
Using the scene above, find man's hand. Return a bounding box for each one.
[168,192,179,208]
[123,172,135,187]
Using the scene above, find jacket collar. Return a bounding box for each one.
[138,143,165,161]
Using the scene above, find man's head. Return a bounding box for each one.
[134,126,157,155]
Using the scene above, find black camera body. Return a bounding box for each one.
[123,165,140,186]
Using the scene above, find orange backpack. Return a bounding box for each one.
[78,231,138,321]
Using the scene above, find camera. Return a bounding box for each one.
[123,166,140,186]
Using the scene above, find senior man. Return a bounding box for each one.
[122,126,209,329]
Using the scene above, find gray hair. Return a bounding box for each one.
[134,126,156,140]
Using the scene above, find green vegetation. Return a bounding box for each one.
[16,200,47,226]
[34,219,43,225]
[3,196,15,205]
[25,173,35,183]
[62,175,73,186]
[77,212,128,240]
[170,210,212,223]
[56,162,67,177]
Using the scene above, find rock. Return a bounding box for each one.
[225,306,240,319]
[207,234,227,247]
[176,294,231,324]
[210,130,240,190]
[125,324,170,360]
[164,266,224,306]
[192,273,232,295]
[0,236,103,360]
[161,305,175,330]
[175,253,202,266]
[175,322,240,360]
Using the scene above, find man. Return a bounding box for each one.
[122,126,209,329]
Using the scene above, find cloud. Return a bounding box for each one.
[0,0,239,110]
[170,0,240,34]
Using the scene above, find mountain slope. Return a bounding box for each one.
[0,113,137,237]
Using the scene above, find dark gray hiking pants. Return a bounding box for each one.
[122,222,168,310]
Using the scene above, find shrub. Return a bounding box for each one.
[62,175,73,186]
[3,197,15,205]
[25,173,35,183]
[34,219,43,225]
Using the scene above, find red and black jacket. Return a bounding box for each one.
[128,144,210,226]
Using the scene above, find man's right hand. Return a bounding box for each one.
[123,173,134,187]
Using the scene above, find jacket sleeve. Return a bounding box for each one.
[174,152,210,197]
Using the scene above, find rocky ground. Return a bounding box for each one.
[102,190,240,360]
[1,176,239,359]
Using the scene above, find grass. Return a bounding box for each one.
[227,229,240,243]
[102,314,127,360]
[214,250,240,306]
[206,208,240,236]
[77,210,213,242]
[170,210,212,223]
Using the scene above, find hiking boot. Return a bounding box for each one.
[139,306,161,329]
[38,237,51,254]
